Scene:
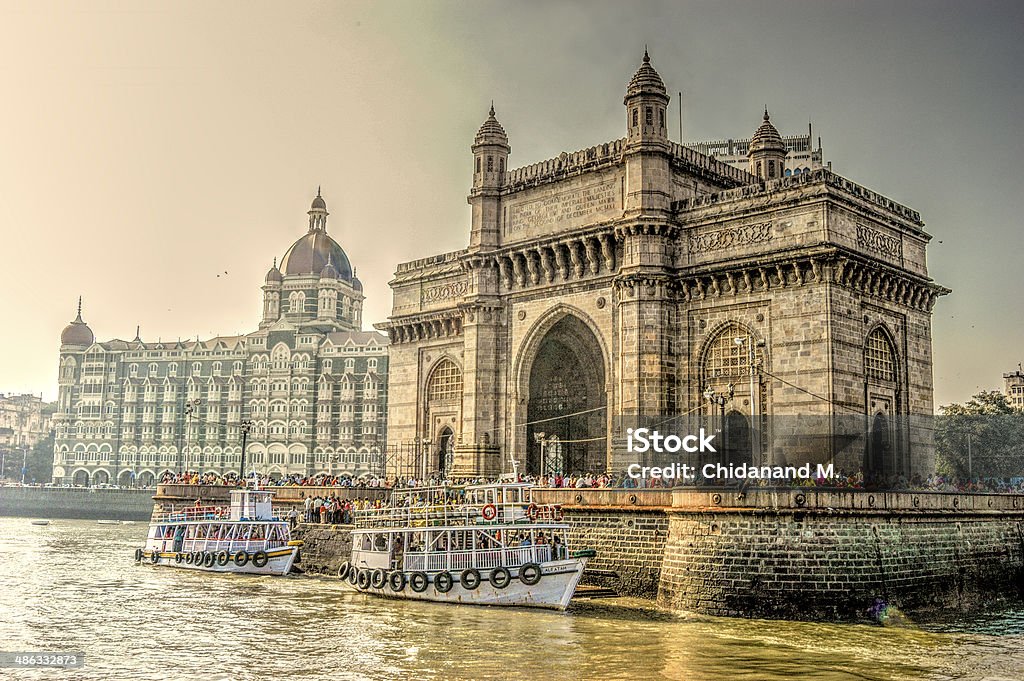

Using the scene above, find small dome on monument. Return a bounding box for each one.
[473,103,509,147]
[60,298,94,347]
[625,48,667,98]
[750,109,786,153]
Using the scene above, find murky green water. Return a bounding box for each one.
[2,517,1023,680]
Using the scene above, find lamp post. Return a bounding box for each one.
[419,437,431,482]
[735,336,765,464]
[239,419,253,484]
[183,398,201,476]
[703,383,735,464]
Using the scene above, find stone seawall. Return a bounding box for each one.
[535,488,1024,619]
[0,486,154,520]
[661,508,1024,620]
[292,523,353,576]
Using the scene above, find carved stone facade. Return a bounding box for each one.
[379,52,948,480]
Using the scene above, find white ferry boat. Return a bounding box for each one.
[339,482,595,610]
[135,488,301,576]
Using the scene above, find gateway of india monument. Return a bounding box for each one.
[380,51,948,481]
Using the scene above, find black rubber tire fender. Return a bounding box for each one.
[520,563,542,586]
[460,568,481,590]
[490,566,512,589]
[337,561,351,580]
[216,551,230,567]
[371,568,387,589]
[409,571,429,593]
[174,552,183,564]
[252,550,269,568]
[233,551,249,567]
[204,552,216,568]
[150,551,159,564]
[356,569,372,590]
[389,570,407,592]
[134,548,143,562]
[434,571,454,593]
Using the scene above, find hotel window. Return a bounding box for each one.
[645,107,653,125]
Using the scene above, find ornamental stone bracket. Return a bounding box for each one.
[378,311,464,345]
[677,252,948,312]
[488,230,619,291]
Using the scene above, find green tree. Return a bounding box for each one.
[24,432,54,484]
[936,391,1024,479]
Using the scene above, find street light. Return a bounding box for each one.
[735,336,765,464]
[183,398,201,476]
[704,383,735,463]
[419,438,431,481]
[239,419,253,484]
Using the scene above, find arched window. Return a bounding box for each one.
[632,108,638,127]
[289,291,305,314]
[865,328,896,382]
[703,324,753,379]
[427,359,463,402]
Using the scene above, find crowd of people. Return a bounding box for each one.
[159,469,1024,495]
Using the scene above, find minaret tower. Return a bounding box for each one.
[468,103,509,251]
[748,109,787,180]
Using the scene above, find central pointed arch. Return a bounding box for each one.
[515,306,609,475]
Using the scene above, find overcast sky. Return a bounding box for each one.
[1,0,1021,406]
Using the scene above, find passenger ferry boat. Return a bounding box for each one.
[134,488,301,576]
[339,482,595,610]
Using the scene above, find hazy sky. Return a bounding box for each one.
[1,0,1021,406]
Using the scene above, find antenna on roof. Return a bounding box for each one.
[678,91,683,144]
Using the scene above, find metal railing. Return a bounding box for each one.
[402,545,552,571]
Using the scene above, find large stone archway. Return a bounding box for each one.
[523,314,607,475]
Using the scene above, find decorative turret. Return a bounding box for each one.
[471,103,510,191]
[624,48,669,146]
[265,257,283,284]
[261,258,282,326]
[308,186,328,231]
[60,297,94,347]
[748,109,787,180]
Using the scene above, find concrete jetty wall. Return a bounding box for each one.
[0,486,155,520]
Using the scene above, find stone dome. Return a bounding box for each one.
[625,49,667,99]
[473,104,509,148]
[280,229,353,281]
[61,302,94,346]
[750,110,786,153]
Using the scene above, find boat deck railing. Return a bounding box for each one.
[353,503,528,529]
[353,501,564,529]
[152,505,289,523]
[402,545,554,572]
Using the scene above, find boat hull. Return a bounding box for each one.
[342,558,587,610]
[140,547,299,577]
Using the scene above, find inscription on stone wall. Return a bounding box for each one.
[421,280,467,304]
[856,224,902,259]
[505,180,618,236]
[689,222,772,254]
